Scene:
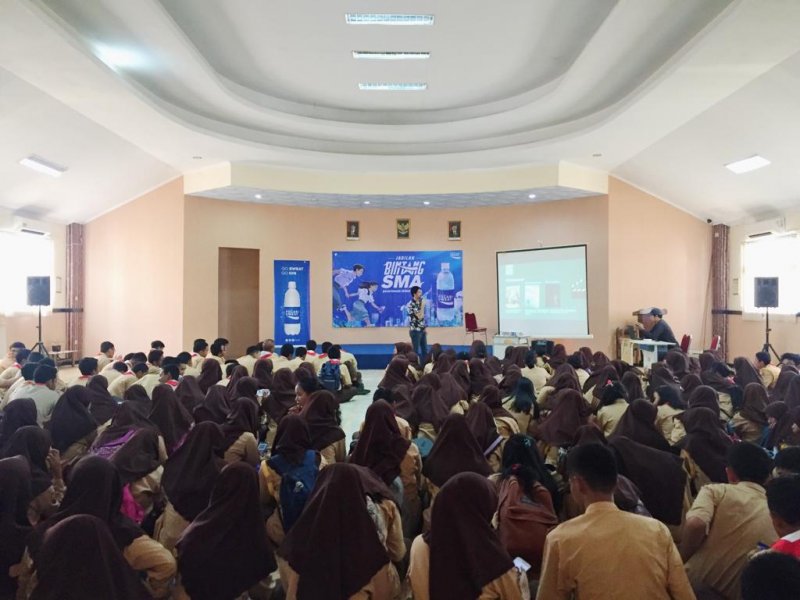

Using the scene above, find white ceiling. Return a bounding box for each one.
[0,0,799,223]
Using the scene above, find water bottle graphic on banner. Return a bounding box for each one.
[436,263,455,323]
[284,281,301,336]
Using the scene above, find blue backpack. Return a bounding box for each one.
[267,450,318,532]
[319,361,342,392]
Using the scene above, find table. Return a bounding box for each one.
[50,349,77,367]
[625,340,676,370]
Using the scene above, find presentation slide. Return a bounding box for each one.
[496,245,589,337]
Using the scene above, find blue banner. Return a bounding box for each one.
[274,260,310,345]
[332,251,463,328]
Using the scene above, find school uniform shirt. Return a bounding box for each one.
[134,373,161,398]
[182,365,200,378]
[596,399,629,436]
[101,369,123,386]
[341,350,358,371]
[190,353,206,369]
[685,482,776,600]
[12,383,60,426]
[209,355,225,367]
[96,354,112,372]
[67,375,93,388]
[575,368,590,389]
[271,355,290,370]
[0,355,13,371]
[655,404,684,443]
[772,530,800,558]
[304,351,320,370]
[521,365,549,392]
[759,364,782,389]
[108,372,139,397]
[236,354,257,376]
[0,363,22,395]
[538,501,694,600]
[146,363,162,375]
[7,380,35,402]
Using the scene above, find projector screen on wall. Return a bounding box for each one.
[496,245,589,338]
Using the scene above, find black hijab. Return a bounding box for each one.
[278,463,391,600]
[48,387,97,453]
[422,414,492,488]
[177,463,275,600]
[0,398,38,452]
[85,376,119,425]
[162,422,227,521]
[3,426,51,496]
[149,384,193,454]
[426,472,513,600]
[108,427,162,485]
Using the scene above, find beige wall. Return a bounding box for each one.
[607,178,712,353]
[83,178,184,355]
[182,195,612,353]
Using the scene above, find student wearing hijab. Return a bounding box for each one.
[253,358,274,389]
[124,384,154,417]
[538,364,582,410]
[665,350,690,380]
[465,402,505,473]
[2,427,63,526]
[196,358,223,394]
[621,370,646,403]
[109,426,164,517]
[411,384,450,442]
[468,358,497,399]
[47,386,98,465]
[174,376,205,414]
[277,463,405,600]
[785,374,800,411]
[582,364,619,406]
[220,397,259,466]
[379,356,413,392]
[430,351,455,376]
[687,384,722,419]
[91,403,163,460]
[176,463,275,600]
[23,456,175,598]
[0,398,38,452]
[193,385,230,425]
[0,456,31,599]
[155,422,227,552]
[149,384,193,455]
[85,375,119,426]
[678,407,733,490]
[765,402,798,451]
[502,377,538,435]
[771,365,799,404]
[595,381,629,436]
[653,384,687,444]
[479,386,520,439]
[733,356,763,389]
[437,371,466,413]
[680,373,703,402]
[731,382,769,443]
[449,360,472,398]
[27,515,152,599]
[264,368,297,444]
[422,414,492,506]
[499,364,523,397]
[701,361,740,418]
[408,472,525,600]
[300,390,346,464]
[261,415,320,545]
[537,389,593,448]
[611,399,673,454]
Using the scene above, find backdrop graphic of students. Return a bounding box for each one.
[350,281,384,326]
[332,263,364,325]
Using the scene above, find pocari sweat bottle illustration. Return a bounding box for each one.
[436,263,455,323]
[284,281,301,336]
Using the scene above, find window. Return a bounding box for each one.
[0,231,54,314]
[741,234,800,315]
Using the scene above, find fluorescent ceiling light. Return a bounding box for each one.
[19,155,67,178]
[423,201,431,205]
[359,82,427,91]
[725,155,771,174]
[94,44,144,70]
[528,193,537,199]
[363,201,371,205]
[352,51,430,60]
[254,194,262,199]
[345,13,434,26]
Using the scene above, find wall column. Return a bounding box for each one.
[711,224,729,360]
[66,223,84,357]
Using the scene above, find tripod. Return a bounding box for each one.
[30,305,49,356]
[762,306,780,361]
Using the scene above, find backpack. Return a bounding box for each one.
[497,477,559,575]
[268,450,318,532]
[319,361,342,392]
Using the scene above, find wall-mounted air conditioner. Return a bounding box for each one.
[744,216,787,239]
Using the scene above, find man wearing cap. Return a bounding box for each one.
[637,307,678,346]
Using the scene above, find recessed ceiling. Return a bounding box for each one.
[0,0,799,223]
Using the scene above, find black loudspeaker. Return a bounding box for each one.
[755,277,779,308]
[27,276,50,306]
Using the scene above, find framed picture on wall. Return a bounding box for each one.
[448,221,461,241]
[346,221,360,240]
[396,218,410,239]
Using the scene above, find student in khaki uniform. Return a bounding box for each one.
[67,357,98,388]
[95,341,115,372]
[190,338,209,369]
[235,345,261,376]
[0,348,30,399]
[108,362,148,397]
[755,351,782,390]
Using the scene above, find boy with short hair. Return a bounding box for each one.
[767,475,800,558]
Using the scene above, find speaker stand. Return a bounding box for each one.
[762,306,780,362]
[30,305,49,356]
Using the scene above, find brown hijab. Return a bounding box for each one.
[610,399,672,453]
[0,457,31,598]
[733,357,762,388]
[678,407,732,483]
[253,358,274,388]
[665,351,690,379]
[479,386,515,420]
[438,373,465,409]
[193,385,230,425]
[469,357,497,397]
[272,414,313,465]
[766,402,797,448]
[771,366,799,403]
[175,376,205,413]
[426,472,513,600]
[30,514,150,600]
[162,422,227,521]
[465,402,501,454]
[740,383,768,426]
[422,414,492,488]
[149,384,193,454]
[621,371,645,402]
[220,397,259,449]
[499,364,522,395]
[548,364,581,393]
[431,353,455,375]
[197,359,223,394]
[680,374,703,401]
[176,462,275,600]
[687,385,721,417]
[85,376,119,425]
[379,356,412,390]
[278,463,391,600]
[538,389,592,446]
[0,399,38,452]
[301,391,345,451]
[108,428,162,485]
[3,427,52,496]
[784,375,800,411]
[265,368,297,422]
[350,400,411,485]
[225,365,249,398]
[449,361,471,396]
[123,385,152,417]
[412,384,450,431]
[48,387,96,453]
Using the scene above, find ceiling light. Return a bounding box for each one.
[528,193,537,199]
[363,201,371,205]
[254,194,262,199]
[192,156,203,160]
[345,13,434,26]
[725,155,771,174]
[19,155,67,178]
[94,45,144,70]
[423,201,431,206]
[359,82,427,91]
[352,51,430,60]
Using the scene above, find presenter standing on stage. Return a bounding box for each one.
[407,286,427,357]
